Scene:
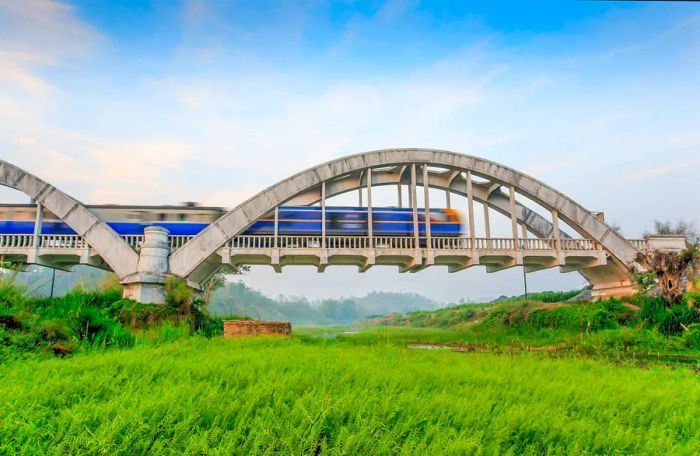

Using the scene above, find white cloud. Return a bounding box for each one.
[0,0,102,104]
[615,160,700,187]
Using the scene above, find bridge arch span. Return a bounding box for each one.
[170,148,638,294]
[0,160,138,278]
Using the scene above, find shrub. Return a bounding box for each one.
[165,277,193,315]
[73,306,134,348]
[683,324,700,350]
[107,299,175,328]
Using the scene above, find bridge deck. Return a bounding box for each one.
[0,233,648,274]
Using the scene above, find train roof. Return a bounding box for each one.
[0,204,228,211]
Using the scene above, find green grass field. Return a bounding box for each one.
[2,335,700,455]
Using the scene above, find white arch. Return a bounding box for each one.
[0,160,138,278]
[170,148,637,279]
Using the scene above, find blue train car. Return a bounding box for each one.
[244,206,462,236]
[0,205,463,237]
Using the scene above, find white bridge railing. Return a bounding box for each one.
[226,235,602,252]
[39,235,86,249]
[628,239,646,250]
[0,234,34,248]
[0,233,636,254]
[119,235,194,251]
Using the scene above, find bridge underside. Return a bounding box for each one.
[219,247,607,273]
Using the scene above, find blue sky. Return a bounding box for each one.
[1,1,698,302]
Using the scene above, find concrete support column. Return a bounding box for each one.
[466,171,475,243]
[483,204,491,239]
[321,182,326,248]
[122,226,171,304]
[410,164,419,248]
[445,190,451,209]
[367,168,373,247]
[509,185,519,249]
[551,208,561,251]
[28,202,43,264]
[423,165,431,247]
[32,202,43,247]
[274,207,279,248]
[358,171,363,206]
[397,184,403,208]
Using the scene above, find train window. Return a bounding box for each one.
[16,210,33,221]
[431,212,449,223]
[158,213,166,221]
[178,213,188,221]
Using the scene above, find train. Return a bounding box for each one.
[0,204,463,237]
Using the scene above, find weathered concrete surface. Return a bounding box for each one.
[121,226,170,304]
[223,320,291,338]
[0,160,138,278]
[644,235,688,251]
[170,149,639,296]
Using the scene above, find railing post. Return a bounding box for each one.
[410,164,419,249]
[367,168,373,248]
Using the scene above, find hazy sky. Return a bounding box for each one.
[1,1,698,302]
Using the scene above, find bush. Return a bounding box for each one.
[638,295,700,335]
[73,306,135,348]
[107,299,175,328]
[683,324,700,350]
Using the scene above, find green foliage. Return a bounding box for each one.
[0,282,225,361]
[632,271,657,295]
[164,277,193,311]
[493,289,582,304]
[637,294,700,335]
[1,338,700,454]
[650,219,697,243]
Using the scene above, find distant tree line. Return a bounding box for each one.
[208,283,441,325]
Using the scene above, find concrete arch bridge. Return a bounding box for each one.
[0,149,685,303]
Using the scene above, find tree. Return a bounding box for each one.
[320,299,362,323]
[635,245,698,303]
[647,219,698,243]
[203,265,250,305]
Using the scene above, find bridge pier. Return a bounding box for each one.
[121,226,170,304]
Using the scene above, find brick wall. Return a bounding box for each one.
[223,320,291,338]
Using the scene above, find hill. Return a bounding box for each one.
[208,282,441,325]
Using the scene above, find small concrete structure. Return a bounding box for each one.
[122,226,171,304]
[643,235,688,252]
[223,320,291,338]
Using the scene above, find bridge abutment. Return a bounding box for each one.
[121,226,170,304]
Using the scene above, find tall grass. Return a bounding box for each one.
[1,337,699,454]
